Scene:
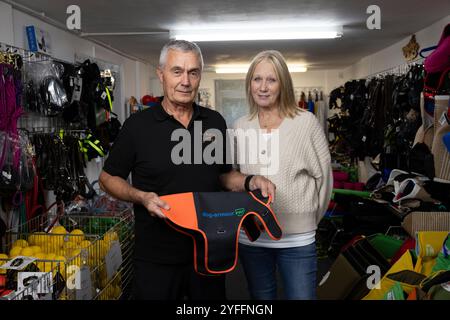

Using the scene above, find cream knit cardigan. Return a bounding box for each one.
[233,111,333,234]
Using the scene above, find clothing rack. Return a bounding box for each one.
[0,41,73,65]
[366,57,424,79]
[295,87,325,102]
[75,53,120,73]
[19,127,87,133]
[0,41,50,63]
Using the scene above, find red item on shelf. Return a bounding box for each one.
[343,182,354,190]
[353,182,365,191]
[333,171,349,182]
[333,181,344,189]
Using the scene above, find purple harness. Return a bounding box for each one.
[0,63,24,184]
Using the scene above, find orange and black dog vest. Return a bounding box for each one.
[160,191,282,275]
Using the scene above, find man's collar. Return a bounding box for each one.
[153,96,208,122]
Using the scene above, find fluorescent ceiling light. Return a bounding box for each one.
[288,66,308,73]
[170,26,342,42]
[215,65,307,74]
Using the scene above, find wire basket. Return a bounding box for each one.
[0,209,134,300]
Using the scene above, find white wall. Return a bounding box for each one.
[343,15,450,81]
[139,62,153,97]
[0,2,13,45]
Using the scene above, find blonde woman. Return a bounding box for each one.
[234,50,333,300]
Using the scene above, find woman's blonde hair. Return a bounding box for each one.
[245,50,301,119]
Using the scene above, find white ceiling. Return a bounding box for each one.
[7,0,450,70]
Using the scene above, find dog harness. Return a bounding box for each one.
[160,191,282,275]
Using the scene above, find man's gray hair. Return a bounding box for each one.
[159,40,204,70]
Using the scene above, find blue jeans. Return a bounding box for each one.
[239,243,317,300]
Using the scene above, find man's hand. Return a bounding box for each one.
[99,171,170,218]
[249,175,276,202]
[140,192,170,219]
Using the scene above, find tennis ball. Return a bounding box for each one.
[29,246,42,255]
[34,252,46,260]
[69,229,85,243]
[51,225,67,235]
[103,231,118,244]
[20,247,34,257]
[9,246,22,258]
[0,253,8,274]
[13,239,28,248]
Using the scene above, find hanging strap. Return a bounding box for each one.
[85,134,105,157]
[105,87,113,111]
[419,45,438,58]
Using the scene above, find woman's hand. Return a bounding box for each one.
[249,175,276,202]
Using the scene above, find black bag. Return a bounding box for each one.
[408,142,435,179]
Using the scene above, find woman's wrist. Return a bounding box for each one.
[244,175,255,191]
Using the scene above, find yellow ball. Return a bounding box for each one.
[79,240,91,249]
[0,253,8,274]
[20,247,34,257]
[13,239,28,248]
[97,240,110,258]
[50,235,65,249]
[29,246,42,255]
[51,225,67,235]
[36,255,50,273]
[34,252,46,260]
[63,242,77,250]
[103,231,118,244]
[9,246,22,258]
[69,229,85,243]
[46,253,56,260]
[35,251,48,272]
[67,248,83,267]
[27,235,36,246]
[32,232,46,246]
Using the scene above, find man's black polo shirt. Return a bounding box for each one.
[103,99,232,264]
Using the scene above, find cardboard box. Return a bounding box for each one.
[317,254,363,300]
[402,211,450,237]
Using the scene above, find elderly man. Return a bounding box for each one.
[99,40,275,300]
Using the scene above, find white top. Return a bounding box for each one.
[233,111,333,235]
[238,132,316,248]
[239,230,316,248]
